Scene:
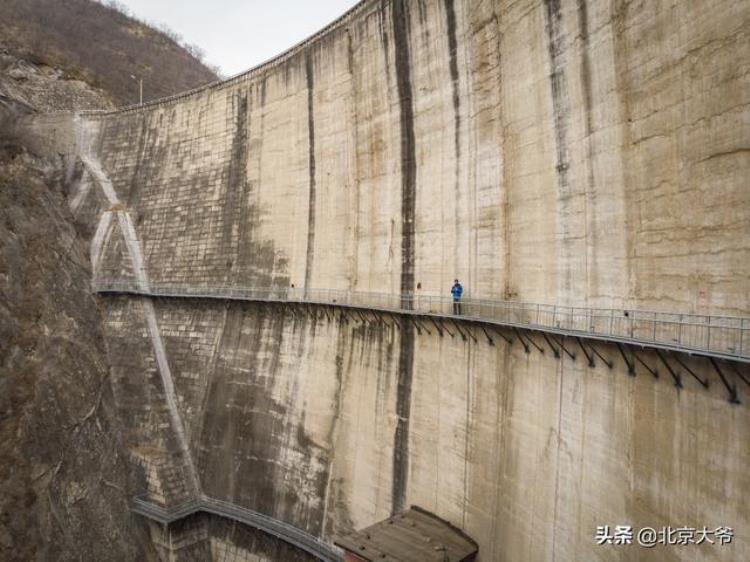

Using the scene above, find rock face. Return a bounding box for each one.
[0,142,152,559]
[0,48,114,112]
[25,0,750,561]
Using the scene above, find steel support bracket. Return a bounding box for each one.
[656,350,682,388]
[551,335,576,360]
[576,338,595,368]
[616,343,636,376]
[710,358,740,404]
[632,349,658,379]
[514,328,531,354]
[542,332,561,359]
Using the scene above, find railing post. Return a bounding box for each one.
[735,322,741,357]
[707,315,711,350]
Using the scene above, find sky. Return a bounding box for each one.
[115,0,361,77]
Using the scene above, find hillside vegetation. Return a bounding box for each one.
[0,0,219,106]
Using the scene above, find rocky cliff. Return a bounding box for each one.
[0,2,218,558]
[0,131,153,560]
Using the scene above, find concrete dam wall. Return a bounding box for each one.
[51,0,749,560]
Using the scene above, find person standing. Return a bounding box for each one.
[451,279,463,314]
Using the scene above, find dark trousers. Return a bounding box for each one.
[453,299,461,314]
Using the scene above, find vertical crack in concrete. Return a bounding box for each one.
[304,51,317,294]
[391,319,414,514]
[444,0,462,273]
[392,0,416,308]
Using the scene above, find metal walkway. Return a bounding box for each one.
[94,279,750,364]
[132,495,342,562]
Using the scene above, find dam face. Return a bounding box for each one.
[46,0,749,560]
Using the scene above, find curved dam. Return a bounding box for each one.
[28,0,749,560]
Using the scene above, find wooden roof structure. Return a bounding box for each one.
[334,506,478,562]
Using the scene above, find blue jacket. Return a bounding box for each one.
[451,283,463,300]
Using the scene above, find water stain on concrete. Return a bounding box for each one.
[444,0,462,260]
[196,304,329,535]
[222,89,289,288]
[576,0,599,297]
[389,5,418,513]
[576,0,594,139]
[124,117,147,207]
[103,297,196,505]
[224,93,249,276]
[391,318,414,514]
[543,0,571,194]
[378,0,391,87]
[612,0,637,301]
[391,0,416,305]
[543,0,578,297]
[320,315,348,538]
[304,50,317,292]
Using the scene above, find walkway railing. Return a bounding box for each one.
[93,279,750,363]
[132,495,342,562]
